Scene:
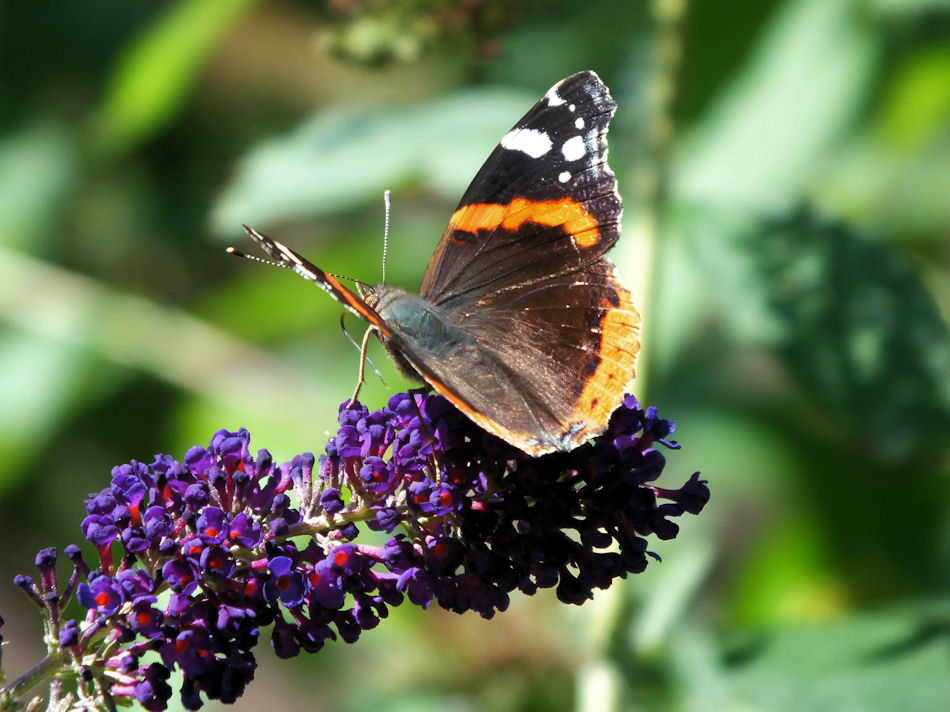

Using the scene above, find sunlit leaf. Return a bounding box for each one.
[0,331,108,490]
[211,87,536,234]
[96,0,259,154]
[876,45,950,149]
[724,601,950,711]
[675,0,879,210]
[0,125,76,251]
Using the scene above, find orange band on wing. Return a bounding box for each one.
[574,286,641,427]
[448,198,600,248]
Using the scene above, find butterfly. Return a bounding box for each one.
[232,71,640,456]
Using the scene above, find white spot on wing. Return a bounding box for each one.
[575,117,585,129]
[546,86,565,106]
[569,104,576,112]
[558,171,571,183]
[276,244,303,265]
[561,135,586,162]
[501,127,552,158]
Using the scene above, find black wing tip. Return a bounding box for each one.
[553,71,615,114]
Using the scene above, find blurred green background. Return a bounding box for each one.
[2,0,950,710]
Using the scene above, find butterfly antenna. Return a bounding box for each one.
[340,314,387,386]
[225,246,293,271]
[381,189,391,285]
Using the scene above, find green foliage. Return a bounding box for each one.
[752,211,950,459]
[96,0,260,154]
[1,0,949,709]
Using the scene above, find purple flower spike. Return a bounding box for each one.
[14,389,705,712]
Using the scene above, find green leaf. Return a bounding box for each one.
[0,125,76,251]
[870,0,950,17]
[210,87,536,234]
[749,210,950,459]
[96,0,259,154]
[0,331,108,491]
[876,45,950,150]
[724,601,950,711]
[675,0,879,210]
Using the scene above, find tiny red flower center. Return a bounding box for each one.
[95,591,111,607]
[276,575,291,591]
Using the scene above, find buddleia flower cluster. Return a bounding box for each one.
[2,392,708,711]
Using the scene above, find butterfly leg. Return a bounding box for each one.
[347,326,377,407]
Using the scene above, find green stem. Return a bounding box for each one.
[2,650,70,708]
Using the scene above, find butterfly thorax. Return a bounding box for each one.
[363,285,475,383]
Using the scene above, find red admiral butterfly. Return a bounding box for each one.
[233,71,640,456]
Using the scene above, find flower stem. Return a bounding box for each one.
[2,650,70,707]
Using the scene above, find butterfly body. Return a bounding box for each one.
[365,286,478,379]
[238,71,640,456]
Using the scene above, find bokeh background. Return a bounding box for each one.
[2,0,950,710]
